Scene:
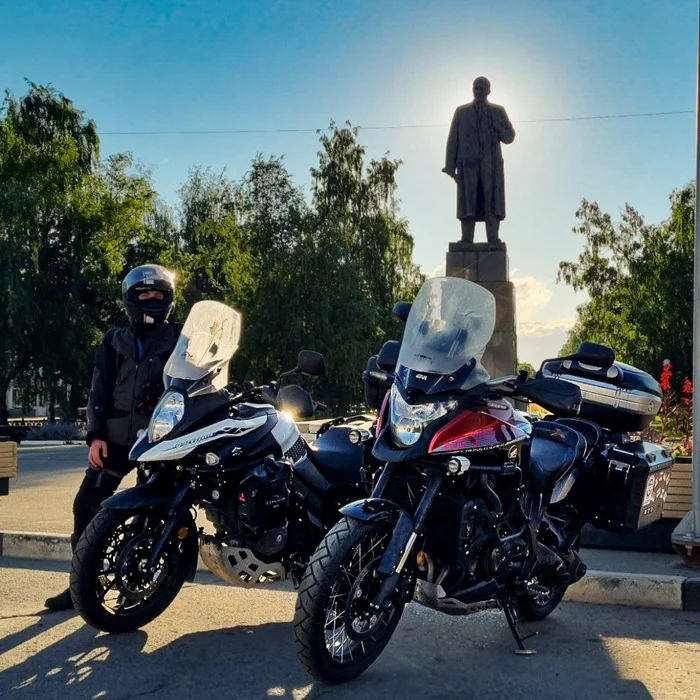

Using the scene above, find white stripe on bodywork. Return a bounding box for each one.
[137,416,268,462]
[271,411,301,454]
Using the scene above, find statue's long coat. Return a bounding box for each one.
[445,102,515,221]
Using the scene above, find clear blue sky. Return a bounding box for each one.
[1,0,697,365]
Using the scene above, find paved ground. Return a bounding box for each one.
[1,559,699,700]
[0,446,136,533]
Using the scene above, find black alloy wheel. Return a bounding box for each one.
[70,508,196,633]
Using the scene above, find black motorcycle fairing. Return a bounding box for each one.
[292,455,332,496]
[340,498,409,524]
[307,425,367,486]
[396,360,477,397]
[102,478,190,514]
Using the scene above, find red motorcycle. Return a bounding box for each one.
[294,276,672,683]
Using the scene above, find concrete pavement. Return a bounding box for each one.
[1,558,699,700]
[0,445,136,533]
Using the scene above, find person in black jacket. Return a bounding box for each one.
[45,264,182,611]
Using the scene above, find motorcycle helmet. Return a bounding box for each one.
[122,264,175,325]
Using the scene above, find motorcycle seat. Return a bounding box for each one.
[307,425,368,487]
[555,417,603,456]
[528,421,586,493]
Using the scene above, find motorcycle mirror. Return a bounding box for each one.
[297,350,326,377]
[377,340,400,372]
[392,301,412,323]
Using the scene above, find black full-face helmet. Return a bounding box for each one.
[122,264,175,326]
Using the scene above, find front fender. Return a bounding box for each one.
[102,482,189,515]
[340,498,410,524]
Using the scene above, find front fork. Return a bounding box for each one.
[370,465,443,609]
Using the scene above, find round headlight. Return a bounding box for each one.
[149,392,185,442]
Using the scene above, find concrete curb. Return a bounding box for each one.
[2,531,699,610]
[0,531,210,571]
[563,571,686,611]
[19,441,87,448]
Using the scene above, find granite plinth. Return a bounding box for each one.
[446,241,517,378]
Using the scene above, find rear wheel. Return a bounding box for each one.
[294,517,412,684]
[70,508,196,633]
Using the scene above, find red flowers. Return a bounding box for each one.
[653,362,694,456]
[682,377,693,408]
[660,361,673,392]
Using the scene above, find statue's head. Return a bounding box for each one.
[472,77,491,103]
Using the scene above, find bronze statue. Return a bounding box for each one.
[443,77,515,244]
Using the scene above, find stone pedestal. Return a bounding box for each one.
[446,241,517,378]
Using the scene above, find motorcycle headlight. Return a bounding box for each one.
[149,392,185,442]
[389,385,456,447]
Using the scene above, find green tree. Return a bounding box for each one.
[558,185,694,383]
[174,167,255,316]
[231,126,423,410]
[0,84,158,421]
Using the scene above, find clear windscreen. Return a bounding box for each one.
[397,277,495,380]
[164,300,242,387]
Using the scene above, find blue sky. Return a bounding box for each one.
[1,0,697,365]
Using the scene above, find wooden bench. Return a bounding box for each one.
[0,439,18,496]
[662,456,693,519]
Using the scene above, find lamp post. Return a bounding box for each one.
[671,1,700,567]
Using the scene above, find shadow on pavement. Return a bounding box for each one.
[2,603,689,700]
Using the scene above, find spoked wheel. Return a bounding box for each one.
[516,571,567,621]
[70,508,196,633]
[294,517,413,684]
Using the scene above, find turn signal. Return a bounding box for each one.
[416,551,427,568]
[177,527,189,540]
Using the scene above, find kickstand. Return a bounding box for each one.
[501,599,538,656]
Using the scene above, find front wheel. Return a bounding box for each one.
[294,517,412,684]
[70,508,196,633]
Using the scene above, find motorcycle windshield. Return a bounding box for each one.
[164,300,242,391]
[397,277,495,388]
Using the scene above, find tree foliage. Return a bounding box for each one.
[0,86,423,419]
[0,84,156,420]
[558,186,694,384]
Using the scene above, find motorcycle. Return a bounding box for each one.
[293,277,672,683]
[70,300,379,633]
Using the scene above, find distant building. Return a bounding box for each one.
[4,384,49,418]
